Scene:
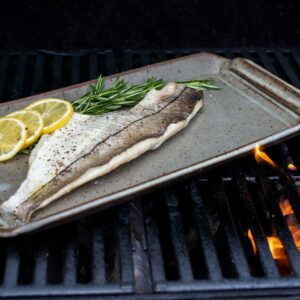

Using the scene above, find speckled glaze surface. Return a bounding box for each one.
[0,52,299,237]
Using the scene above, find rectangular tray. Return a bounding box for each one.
[0,52,299,237]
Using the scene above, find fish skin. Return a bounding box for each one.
[1,82,203,224]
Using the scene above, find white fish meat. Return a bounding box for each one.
[0,82,203,225]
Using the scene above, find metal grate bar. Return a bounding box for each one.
[165,50,178,60]
[276,144,300,220]
[140,52,150,67]
[0,53,10,99]
[189,181,223,281]
[10,53,28,99]
[276,176,300,231]
[88,53,98,80]
[129,200,153,293]
[173,50,184,58]
[278,143,296,169]
[32,240,48,286]
[71,55,80,84]
[91,226,106,285]
[276,145,300,223]
[117,205,134,289]
[123,50,134,71]
[164,189,194,283]
[282,178,300,225]
[255,169,300,276]
[157,52,166,62]
[2,243,19,287]
[241,49,253,61]
[290,50,300,81]
[31,54,45,95]
[274,51,300,87]
[210,176,251,280]
[51,55,63,89]
[105,50,117,75]
[0,240,5,285]
[143,199,166,284]
[257,50,278,75]
[223,49,235,59]
[62,240,77,286]
[234,169,280,278]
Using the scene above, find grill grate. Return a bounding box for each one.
[0,48,300,299]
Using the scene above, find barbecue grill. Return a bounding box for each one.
[0,48,299,299]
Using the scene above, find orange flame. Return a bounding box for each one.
[266,236,286,260]
[280,199,300,251]
[254,144,278,169]
[247,229,257,254]
[248,198,300,274]
[288,163,298,171]
[252,144,299,274]
[280,198,294,217]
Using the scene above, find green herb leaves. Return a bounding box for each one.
[177,79,220,90]
[72,75,219,115]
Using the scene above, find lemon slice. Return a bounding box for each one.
[0,118,27,162]
[26,98,74,134]
[6,110,43,148]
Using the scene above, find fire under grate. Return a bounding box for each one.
[0,48,299,299]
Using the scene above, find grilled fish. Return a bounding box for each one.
[0,83,203,225]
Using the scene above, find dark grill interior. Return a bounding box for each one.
[0,48,299,299]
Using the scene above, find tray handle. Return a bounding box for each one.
[230,58,300,115]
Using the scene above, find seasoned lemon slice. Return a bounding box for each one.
[7,110,43,148]
[0,118,27,162]
[26,98,74,134]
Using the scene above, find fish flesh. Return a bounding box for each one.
[1,83,203,225]
[0,83,203,225]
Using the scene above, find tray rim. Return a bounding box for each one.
[0,52,299,237]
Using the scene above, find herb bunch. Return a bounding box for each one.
[72,75,219,115]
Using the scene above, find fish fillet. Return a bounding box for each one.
[0,82,203,225]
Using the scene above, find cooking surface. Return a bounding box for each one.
[0,51,299,235]
[0,49,300,299]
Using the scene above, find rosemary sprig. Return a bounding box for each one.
[72,75,219,115]
[72,76,165,115]
[178,79,220,90]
